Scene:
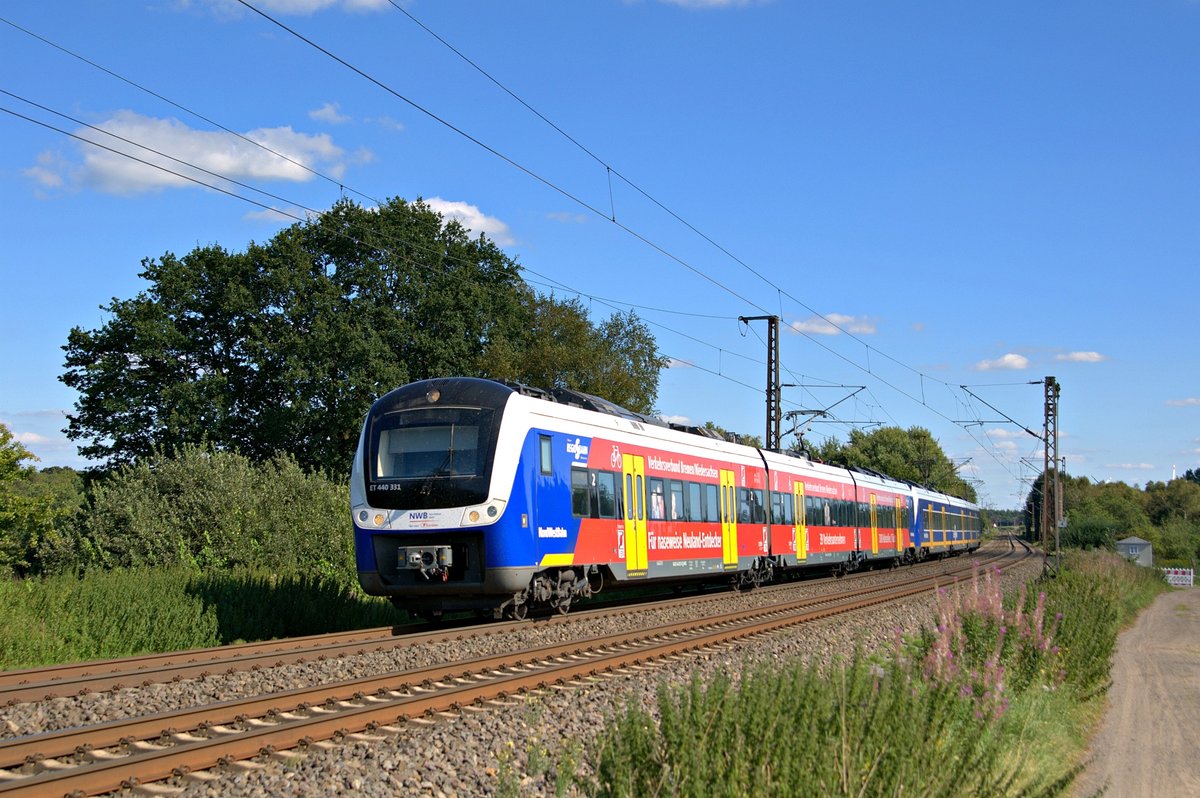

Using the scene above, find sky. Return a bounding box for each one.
[1,0,1197,509]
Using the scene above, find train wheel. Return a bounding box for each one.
[510,602,528,621]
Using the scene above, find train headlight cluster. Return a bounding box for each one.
[461,500,504,526]
[355,509,388,527]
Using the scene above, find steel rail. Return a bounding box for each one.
[0,547,1027,797]
[0,551,1013,770]
[0,545,996,705]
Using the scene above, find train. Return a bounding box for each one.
[350,377,981,619]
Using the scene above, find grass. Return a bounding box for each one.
[0,567,398,670]
[586,550,1170,798]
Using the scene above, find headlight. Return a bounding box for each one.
[461,500,504,526]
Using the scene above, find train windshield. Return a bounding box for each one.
[366,406,496,509]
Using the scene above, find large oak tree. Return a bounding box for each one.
[62,198,665,474]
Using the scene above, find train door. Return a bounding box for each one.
[794,481,807,562]
[869,493,879,555]
[720,469,737,571]
[622,454,648,577]
[894,497,904,553]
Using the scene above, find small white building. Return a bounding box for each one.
[1115,536,1153,567]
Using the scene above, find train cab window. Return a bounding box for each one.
[570,468,590,517]
[539,435,553,476]
[596,471,618,518]
[687,483,703,522]
[648,478,665,520]
[669,480,686,521]
[704,483,719,523]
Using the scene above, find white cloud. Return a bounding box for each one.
[974,353,1029,371]
[666,358,694,369]
[368,116,406,133]
[14,431,51,446]
[1167,397,1200,407]
[309,102,350,124]
[984,428,1029,453]
[547,211,588,224]
[657,414,692,426]
[1056,351,1108,363]
[790,313,876,336]
[658,0,758,8]
[244,206,304,224]
[35,111,352,196]
[205,0,388,15]
[23,151,70,190]
[424,198,515,246]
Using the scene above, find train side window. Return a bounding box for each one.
[596,471,618,519]
[648,478,666,520]
[687,482,703,522]
[704,483,719,523]
[636,475,645,521]
[625,474,634,520]
[737,489,751,523]
[770,492,794,526]
[539,435,553,476]
[570,468,590,517]
[822,499,832,526]
[669,480,685,521]
[781,493,794,526]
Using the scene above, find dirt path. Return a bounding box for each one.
[1072,587,1200,797]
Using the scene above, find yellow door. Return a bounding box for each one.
[794,481,807,562]
[894,497,904,553]
[869,493,879,555]
[720,469,737,570]
[622,454,648,576]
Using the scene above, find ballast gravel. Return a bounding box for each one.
[0,545,1043,797]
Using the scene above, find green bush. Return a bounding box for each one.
[1041,550,1167,697]
[588,550,1169,798]
[0,567,397,670]
[81,445,354,587]
[593,655,1056,798]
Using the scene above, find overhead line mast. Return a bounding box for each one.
[739,315,780,449]
[1041,376,1062,572]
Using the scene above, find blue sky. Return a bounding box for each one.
[1,0,1197,509]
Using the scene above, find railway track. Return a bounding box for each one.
[0,541,1030,798]
[0,546,1002,707]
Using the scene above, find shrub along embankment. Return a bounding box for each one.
[0,568,396,670]
[589,550,1168,798]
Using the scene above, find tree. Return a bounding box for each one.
[0,424,80,575]
[815,426,977,502]
[62,198,664,475]
[490,296,665,415]
[702,421,763,448]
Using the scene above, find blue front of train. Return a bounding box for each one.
[350,378,538,613]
